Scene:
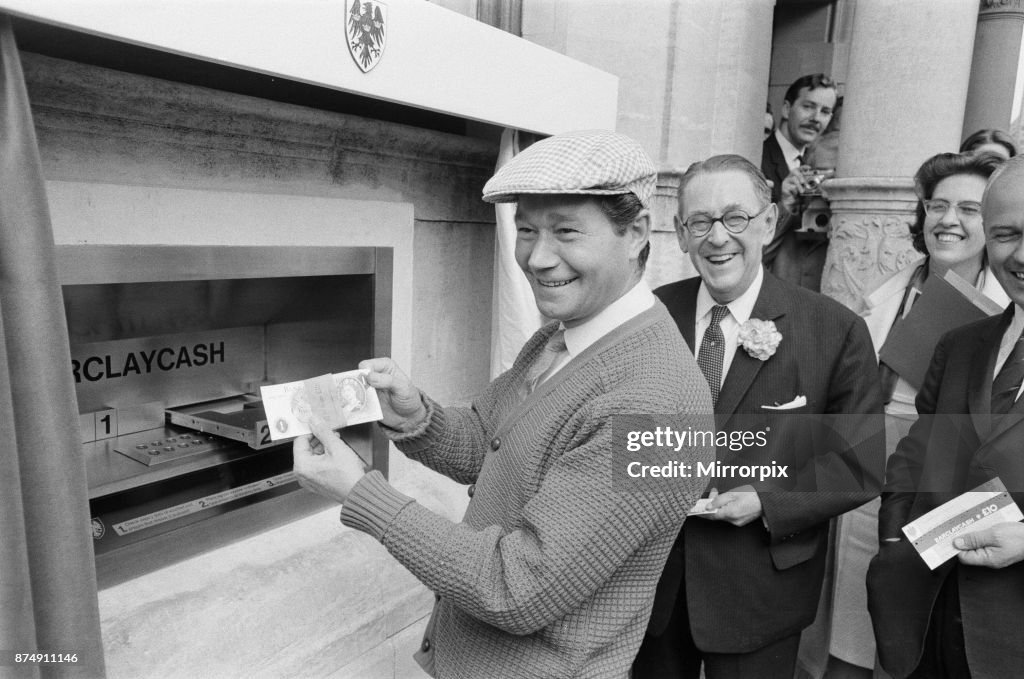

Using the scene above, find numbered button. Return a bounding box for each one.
[94,409,118,441]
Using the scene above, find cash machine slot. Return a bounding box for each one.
[58,245,391,580]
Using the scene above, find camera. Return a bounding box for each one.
[803,173,826,193]
[798,195,831,239]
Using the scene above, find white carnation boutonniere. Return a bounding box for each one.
[738,319,782,361]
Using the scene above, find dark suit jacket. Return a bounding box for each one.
[761,133,790,206]
[761,133,826,291]
[867,308,1024,679]
[650,271,884,653]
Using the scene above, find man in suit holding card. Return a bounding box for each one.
[634,154,884,679]
[867,154,1024,679]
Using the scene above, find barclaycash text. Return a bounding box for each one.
[72,342,225,383]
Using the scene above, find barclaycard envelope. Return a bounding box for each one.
[259,369,383,441]
[901,477,1024,570]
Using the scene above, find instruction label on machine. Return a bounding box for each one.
[112,471,296,536]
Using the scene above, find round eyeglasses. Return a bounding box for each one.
[681,203,772,237]
[922,199,982,220]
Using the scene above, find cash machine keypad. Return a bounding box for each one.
[117,430,231,465]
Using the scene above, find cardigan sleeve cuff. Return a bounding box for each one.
[340,470,415,542]
[379,394,447,454]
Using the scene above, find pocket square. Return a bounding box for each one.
[761,395,807,410]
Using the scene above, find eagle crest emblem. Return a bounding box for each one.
[346,0,387,73]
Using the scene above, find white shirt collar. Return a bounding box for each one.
[775,129,805,172]
[695,266,764,325]
[562,279,655,358]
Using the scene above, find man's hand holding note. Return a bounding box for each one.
[261,369,383,441]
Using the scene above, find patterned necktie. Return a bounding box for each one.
[697,305,729,405]
[523,328,567,395]
[992,328,1024,415]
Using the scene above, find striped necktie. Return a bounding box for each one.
[697,305,729,405]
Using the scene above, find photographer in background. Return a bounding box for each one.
[806,96,843,173]
[761,74,838,292]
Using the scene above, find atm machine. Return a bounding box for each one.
[61,244,391,581]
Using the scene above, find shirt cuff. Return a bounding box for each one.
[340,470,415,542]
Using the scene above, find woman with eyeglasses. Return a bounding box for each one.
[816,151,1010,679]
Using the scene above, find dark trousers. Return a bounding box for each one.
[908,571,970,679]
[633,571,801,679]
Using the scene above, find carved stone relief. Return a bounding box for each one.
[821,213,922,309]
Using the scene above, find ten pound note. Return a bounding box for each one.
[260,369,383,441]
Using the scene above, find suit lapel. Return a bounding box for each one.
[765,135,791,200]
[678,288,697,351]
[772,137,790,182]
[982,402,1024,460]
[969,309,1013,442]
[715,272,787,418]
[658,278,699,351]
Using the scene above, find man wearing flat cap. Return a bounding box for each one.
[292,129,715,678]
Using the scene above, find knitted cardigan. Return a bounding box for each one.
[340,302,714,678]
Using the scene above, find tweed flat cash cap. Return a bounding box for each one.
[482,129,657,207]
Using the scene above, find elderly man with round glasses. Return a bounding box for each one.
[634,154,884,679]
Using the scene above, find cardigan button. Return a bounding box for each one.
[421,639,431,652]
[467,484,476,498]
[490,437,501,450]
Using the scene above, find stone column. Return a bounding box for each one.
[520,0,774,288]
[821,0,980,308]
[963,0,1024,139]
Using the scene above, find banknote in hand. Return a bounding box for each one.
[260,369,383,441]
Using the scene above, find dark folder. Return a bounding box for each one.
[878,271,1004,390]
